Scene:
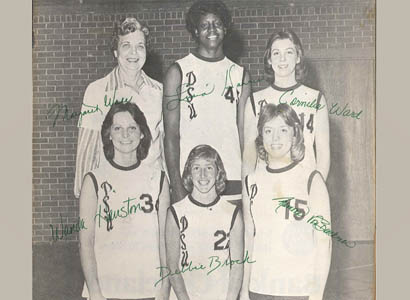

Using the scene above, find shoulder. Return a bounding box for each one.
[253,86,272,99]
[175,53,193,64]
[164,62,183,83]
[297,83,322,96]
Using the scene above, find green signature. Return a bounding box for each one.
[272,197,356,248]
[154,250,255,287]
[49,214,87,241]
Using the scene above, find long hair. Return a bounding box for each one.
[110,17,151,57]
[263,29,307,84]
[182,144,227,194]
[101,102,152,162]
[185,0,232,41]
[255,103,305,163]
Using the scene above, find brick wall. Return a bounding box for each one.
[32,0,375,243]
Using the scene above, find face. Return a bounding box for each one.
[110,111,143,157]
[196,13,225,50]
[114,30,146,73]
[268,38,300,79]
[262,116,294,161]
[191,157,217,194]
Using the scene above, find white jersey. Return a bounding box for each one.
[175,53,244,195]
[169,195,240,300]
[81,160,166,299]
[79,66,164,171]
[245,162,322,296]
[252,83,326,171]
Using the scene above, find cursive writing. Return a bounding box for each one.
[329,102,362,120]
[165,82,215,111]
[273,197,356,248]
[49,214,87,241]
[154,250,255,286]
[279,90,325,110]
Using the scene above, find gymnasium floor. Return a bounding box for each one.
[33,240,374,300]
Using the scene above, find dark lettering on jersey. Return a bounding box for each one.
[221,64,240,104]
[249,184,258,203]
[180,216,189,268]
[186,87,198,119]
[273,197,310,221]
[101,181,114,231]
[257,99,268,117]
[214,230,230,250]
[186,71,197,86]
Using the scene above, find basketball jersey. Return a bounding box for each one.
[169,194,240,300]
[252,83,326,171]
[79,67,164,171]
[81,160,165,299]
[245,162,320,296]
[176,53,244,188]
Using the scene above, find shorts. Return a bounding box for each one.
[249,291,309,300]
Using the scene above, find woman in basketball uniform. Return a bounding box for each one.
[243,29,330,179]
[165,145,244,300]
[241,103,331,300]
[79,102,170,300]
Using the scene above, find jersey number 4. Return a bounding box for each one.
[298,113,314,133]
[214,230,230,250]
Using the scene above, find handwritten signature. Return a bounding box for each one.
[329,102,362,120]
[278,90,325,111]
[46,88,132,127]
[154,250,255,286]
[272,197,356,248]
[49,214,87,241]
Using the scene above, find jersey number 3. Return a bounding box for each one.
[214,230,229,250]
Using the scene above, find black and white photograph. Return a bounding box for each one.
[32,0,375,299]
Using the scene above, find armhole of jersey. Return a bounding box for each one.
[168,206,180,229]
[230,204,241,231]
[249,92,256,116]
[84,172,98,200]
[244,175,250,197]
[307,170,325,195]
[159,171,165,194]
[316,91,323,111]
[241,66,246,93]
[174,62,183,79]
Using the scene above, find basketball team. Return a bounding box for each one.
[75,1,332,299]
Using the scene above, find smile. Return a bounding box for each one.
[278,64,288,69]
[271,144,283,150]
[207,35,218,40]
[198,180,210,186]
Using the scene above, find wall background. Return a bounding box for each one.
[32,0,375,242]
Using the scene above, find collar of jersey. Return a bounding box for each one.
[191,51,225,62]
[266,161,298,173]
[271,82,301,92]
[108,158,141,171]
[188,194,221,208]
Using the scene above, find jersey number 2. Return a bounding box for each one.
[214,230,229,250]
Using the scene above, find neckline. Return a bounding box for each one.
[191,51,225,62]
[266,161,299,173]
[188,194,220,208]
[108,158,141,171]
[271,82,301,92]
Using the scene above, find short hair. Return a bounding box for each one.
[185,0,232,41]
[110,17,151,56]
[101,102,152,162]
[263,29,307,84]
[255,103,305,163]
[182,144,227,195]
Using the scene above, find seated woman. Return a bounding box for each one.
[241,103,332,300]
[165,144,244,300]
[79,102,170,300]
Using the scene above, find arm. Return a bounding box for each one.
[315,95,330,180]
[226,207,244,300]
[165,208,190,300]
[74,128,101,198]
[242,96,258,180]
[79,175,106,300]
[157,176,171,300]
[239,180,255,300]
[237,70,252,153]
[309,174,332,300]
[163,63,187,203]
